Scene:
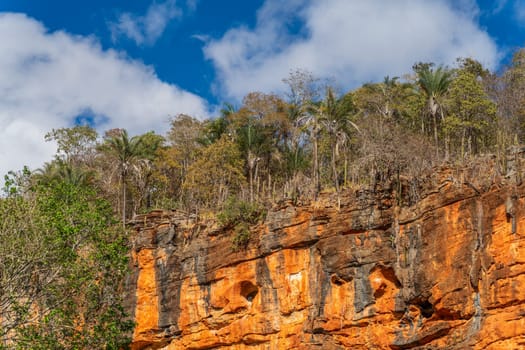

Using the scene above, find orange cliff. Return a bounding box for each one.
[126,166,525,349]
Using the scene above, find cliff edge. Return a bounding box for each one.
[127,164,525,349]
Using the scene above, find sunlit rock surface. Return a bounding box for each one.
[127,167,525,349]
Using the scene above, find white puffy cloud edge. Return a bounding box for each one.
[204,0,501,100]
[0,12,209,178]
[109,0,182,46]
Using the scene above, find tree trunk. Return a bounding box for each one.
[312,131,320,198]
[248,151,254,203]
[254,161,259,200]
[249,166,253,203]
[344,156,348,188]
[461,128,466,161]
[267,172,272,201]
[432,112,439,157]
[122,172,126,228]
[430,97,439,158]
[331,141,339,193]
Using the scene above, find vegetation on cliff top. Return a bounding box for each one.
[2,50,525,347]
[24,53,522,216]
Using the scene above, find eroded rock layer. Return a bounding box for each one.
[127,169,525,349]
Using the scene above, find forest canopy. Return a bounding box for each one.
[15,53,523,216]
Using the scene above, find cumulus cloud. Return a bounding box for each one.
[0,13,209,176]
[110,0,182,46]
[203,0,500,100]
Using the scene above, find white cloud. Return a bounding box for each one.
[110,0,181,46]
[203,0,500,100]
[0,13,209,177]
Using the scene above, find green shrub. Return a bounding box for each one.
[232,223,251,251]
[217,197,265,250]
[217,197,265,227]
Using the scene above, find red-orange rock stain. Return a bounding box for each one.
[132,249,159,349]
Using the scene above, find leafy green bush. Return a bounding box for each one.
[217,196,265,227]
[0,177,133,349]
[217,197,265,250]
[232,223,251,251]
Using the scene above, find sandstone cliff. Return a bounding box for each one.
[127,164,525,349]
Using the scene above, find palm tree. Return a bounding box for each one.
[33,161,94,187]
[284,69,323,197]
[33,162,62,185]
[234,114,265,203]
[360,76,410,137]
[103,129,146,225]
[297,102,322,196]
[417,66,453,152]
[56,165,94,186]
[317,88,358,194]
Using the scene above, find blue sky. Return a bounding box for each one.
[0,0,524,176]
[0,0,264,103]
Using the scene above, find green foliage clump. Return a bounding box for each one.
[217,197,266,250]
[232,223,251,251]
[217,196,265,227]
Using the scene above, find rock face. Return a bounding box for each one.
[127,167,525,349]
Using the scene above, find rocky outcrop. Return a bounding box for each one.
[127,165,525,349]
